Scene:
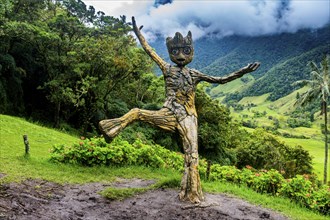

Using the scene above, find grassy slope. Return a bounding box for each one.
[0,114,328,220]
[209,75,254,98]
[0,114,180,183]
[227,87,327,178]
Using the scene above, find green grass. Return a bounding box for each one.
[209,75,255,98]
[0,114,328,220]
[224,86,327,178]
[0,114,180,184]
[239,93,270,105]
[279,137,328,178]
[270,87,308,114]
[203,181,329,220]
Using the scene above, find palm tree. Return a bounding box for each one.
[294,55,329,184]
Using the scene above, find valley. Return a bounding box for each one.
[213,84,326,178]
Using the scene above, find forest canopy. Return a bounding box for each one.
[0,0,155,132]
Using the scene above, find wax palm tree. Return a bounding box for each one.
[293,55,329,184]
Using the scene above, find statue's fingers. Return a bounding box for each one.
[247,63,253,69]
[253,62,260,70]
[132,16,136,26]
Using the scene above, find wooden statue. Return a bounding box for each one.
[99,17,260,203]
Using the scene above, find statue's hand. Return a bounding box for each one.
[241,62,260,74]
[132,16,143,31]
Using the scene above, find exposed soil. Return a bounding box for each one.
[0,177,290,220]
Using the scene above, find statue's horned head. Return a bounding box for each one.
[166,31,194,67]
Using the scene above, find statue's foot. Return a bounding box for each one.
[179,189,203,204]
[99,119,124,143]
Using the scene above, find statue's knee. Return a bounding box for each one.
[129,108,140,115]
[125,108,140,120]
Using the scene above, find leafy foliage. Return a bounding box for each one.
[280,175,330,215]
[0,0,153,134]
[209,165,329,215]
[235,129,313,178]
[196,85,241,165]
[50,137,184,171]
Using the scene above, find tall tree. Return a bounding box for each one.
[294,54,330,184]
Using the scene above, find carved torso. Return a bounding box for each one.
[163,65,199,121]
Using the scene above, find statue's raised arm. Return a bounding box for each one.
[193,62,260,84]
[132,17,167,73]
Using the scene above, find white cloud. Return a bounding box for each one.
[83,0,330,40]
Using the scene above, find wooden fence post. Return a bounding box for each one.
[23,134,30,155]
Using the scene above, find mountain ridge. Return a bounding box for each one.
[150,25,330,102]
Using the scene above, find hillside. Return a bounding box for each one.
[228,88,327,178]
[151,25,330,102]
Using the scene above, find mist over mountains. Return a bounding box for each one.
[150,25,330,102]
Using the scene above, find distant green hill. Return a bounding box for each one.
[151,25,330,102]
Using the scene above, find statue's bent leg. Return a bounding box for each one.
[99,108,177,143]
[177,115,204,203]
[99,108,139,143]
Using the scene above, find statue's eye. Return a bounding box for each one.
[171,48,179,55]
[183,47,191,55]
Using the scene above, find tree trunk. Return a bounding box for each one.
[23,134,30,155]
[54,102,60,128]
[206,160,212,180]
[323,101,328,185]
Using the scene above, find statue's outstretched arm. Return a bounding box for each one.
[132,17,167,73]
[195,62,260,84]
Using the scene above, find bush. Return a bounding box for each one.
[287,117,312,128]
[250,169,284,195]
[209,165,284,195]
[50,137,184,170]
[236,129,313,178]
[209,165,329,216]
[280,175,330,215]
[209,165,241,183]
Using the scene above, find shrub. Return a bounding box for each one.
[250,169,284,195]
[209,165,241,183]
[50,137,184,170]
[209,165,329,216]
[287,117,312,128]
[280,175,330,215]
[236,129,313,178]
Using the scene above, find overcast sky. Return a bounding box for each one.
[83,0,330,40]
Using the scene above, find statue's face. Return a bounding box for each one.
[166,31,194,67]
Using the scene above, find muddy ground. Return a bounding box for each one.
[0,176,289,220]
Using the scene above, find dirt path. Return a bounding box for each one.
[0,178,289,220]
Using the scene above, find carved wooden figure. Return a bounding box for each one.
[99,17,260,203]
